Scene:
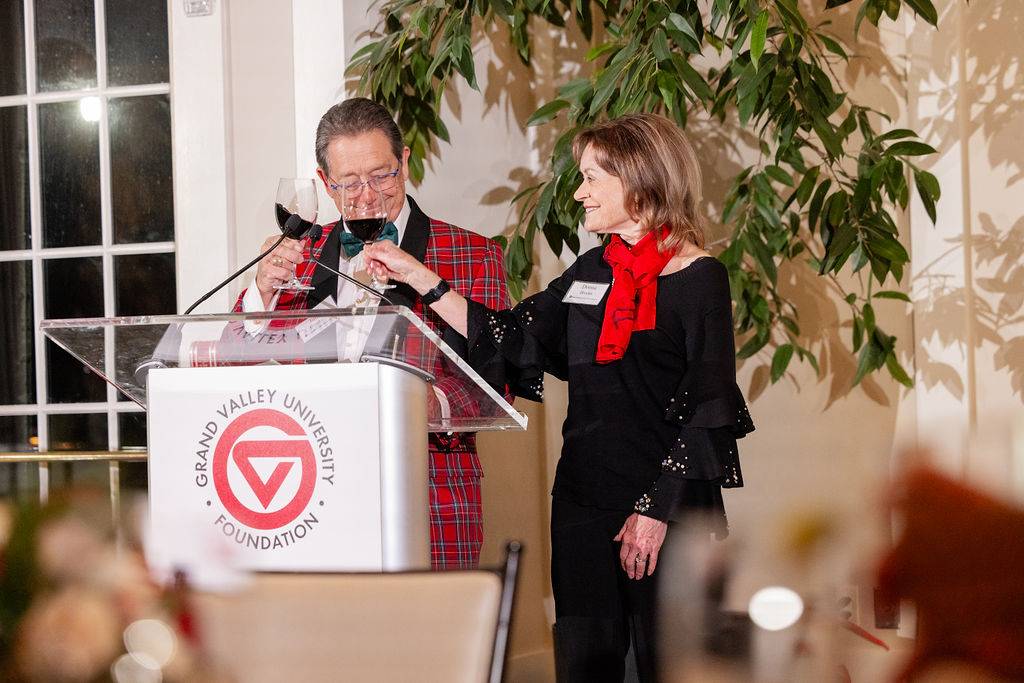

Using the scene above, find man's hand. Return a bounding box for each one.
[254,235,304,305]
[614,513,669,580]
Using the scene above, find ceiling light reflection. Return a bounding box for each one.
[79,96,101,122]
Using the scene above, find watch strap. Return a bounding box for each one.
[420,278,451,306]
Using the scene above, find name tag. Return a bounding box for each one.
[295,297,339,342]
[562,280,610,305]
[296,315,334,343]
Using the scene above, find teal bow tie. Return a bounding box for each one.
[339,221,399,258]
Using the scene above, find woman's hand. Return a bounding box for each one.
[364,239,469,335]
[614,513,668,580]
[363,241,438,295]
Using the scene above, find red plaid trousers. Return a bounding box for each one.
[236,211,510,569]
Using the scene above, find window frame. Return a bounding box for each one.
[0,0,188,461]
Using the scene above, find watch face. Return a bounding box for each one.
[423,279,450,304]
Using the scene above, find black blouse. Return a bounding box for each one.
[466,247,754,532]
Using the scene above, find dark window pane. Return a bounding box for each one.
[47,414,109,490]
[44,256,103,319]
[118,412,148,489]
[105,0,168,86]
[0,260,35,404]
[115,253,176,315]
[40,100,101,248]
[48,412,107,451]
[120,460,148,490]
[110,96,174,243]
[0,462,41,503]
[44,257,105,403]
[118,411,146,448]
[47,340,106,403]
[0,415,37,452]
[0,416,39,502]
[0,106,31,250]
[35,0,97,92]
[0,0,26,96]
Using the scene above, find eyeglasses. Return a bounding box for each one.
[328,168,401,193]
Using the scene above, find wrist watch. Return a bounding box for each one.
[420,278,451,306]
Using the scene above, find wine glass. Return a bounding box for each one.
[273,177,318,291]
[341,183,395,291]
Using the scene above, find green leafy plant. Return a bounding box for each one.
[348,0,941,387]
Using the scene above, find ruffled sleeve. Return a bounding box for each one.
[634,267,754,525]
[463,261,578,402]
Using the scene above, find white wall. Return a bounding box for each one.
[906,0,1024,496]
[170,0,233,313]
[224,0,297,302]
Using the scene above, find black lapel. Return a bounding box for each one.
[307,222,341,309]
[389,196,431,309]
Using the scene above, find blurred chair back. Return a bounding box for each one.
[194,541,521,683]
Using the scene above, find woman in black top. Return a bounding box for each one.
[365,113,754,682]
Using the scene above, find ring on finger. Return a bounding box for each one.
[634,553,643,564]
[272,256,282,266]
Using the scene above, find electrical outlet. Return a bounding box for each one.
[837,584,860,624]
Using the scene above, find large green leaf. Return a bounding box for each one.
[672,55,714,101]
[904,0,938,25]
[527,99,569,126]
[750,11,769,69]
[886,140,937,156]
[771,343,795,383]
[666,13,701,52]
[913,168,940,223]
[765,164,794,187]
[651,29,672,62]
[738,331,770,359]
[885,351,914,387]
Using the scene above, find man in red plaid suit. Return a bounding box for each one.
[236,98,509,570]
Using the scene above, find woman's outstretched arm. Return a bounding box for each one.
[363,240,469,337]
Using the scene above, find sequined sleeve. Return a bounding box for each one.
[634,267,755,524]
[464,263,577,402]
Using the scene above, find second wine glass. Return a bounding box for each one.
[341,184,395,291]
[274,177,318,292]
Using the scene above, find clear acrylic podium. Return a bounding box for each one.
[41,307,526,575]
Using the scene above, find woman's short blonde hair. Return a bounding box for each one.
[572,113,706,251]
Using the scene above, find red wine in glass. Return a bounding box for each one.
[275,203,317,239]
[345,217,386,242]
[341,184,394,291]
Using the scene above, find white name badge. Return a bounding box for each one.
[562,280,610,305]
[295,297,339,342]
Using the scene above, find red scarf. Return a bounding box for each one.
[596,227,674,363]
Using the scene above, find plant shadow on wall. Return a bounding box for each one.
[476,16,605,275]
[907,0,1024,402]
[348,0,948,400]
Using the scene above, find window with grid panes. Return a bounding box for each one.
[0,0,174,499]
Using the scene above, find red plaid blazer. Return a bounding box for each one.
[234,196,510,480]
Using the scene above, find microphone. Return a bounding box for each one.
[150,215,318,384]
[134,321,183,389]
[307,256,397,306]
[182,214,316,315]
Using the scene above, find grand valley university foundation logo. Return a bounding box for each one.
[192,389,337,551]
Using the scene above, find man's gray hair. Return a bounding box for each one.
[315,98,404,174]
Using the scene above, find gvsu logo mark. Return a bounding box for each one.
[193,391,336,553]
[212,408,316,530]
